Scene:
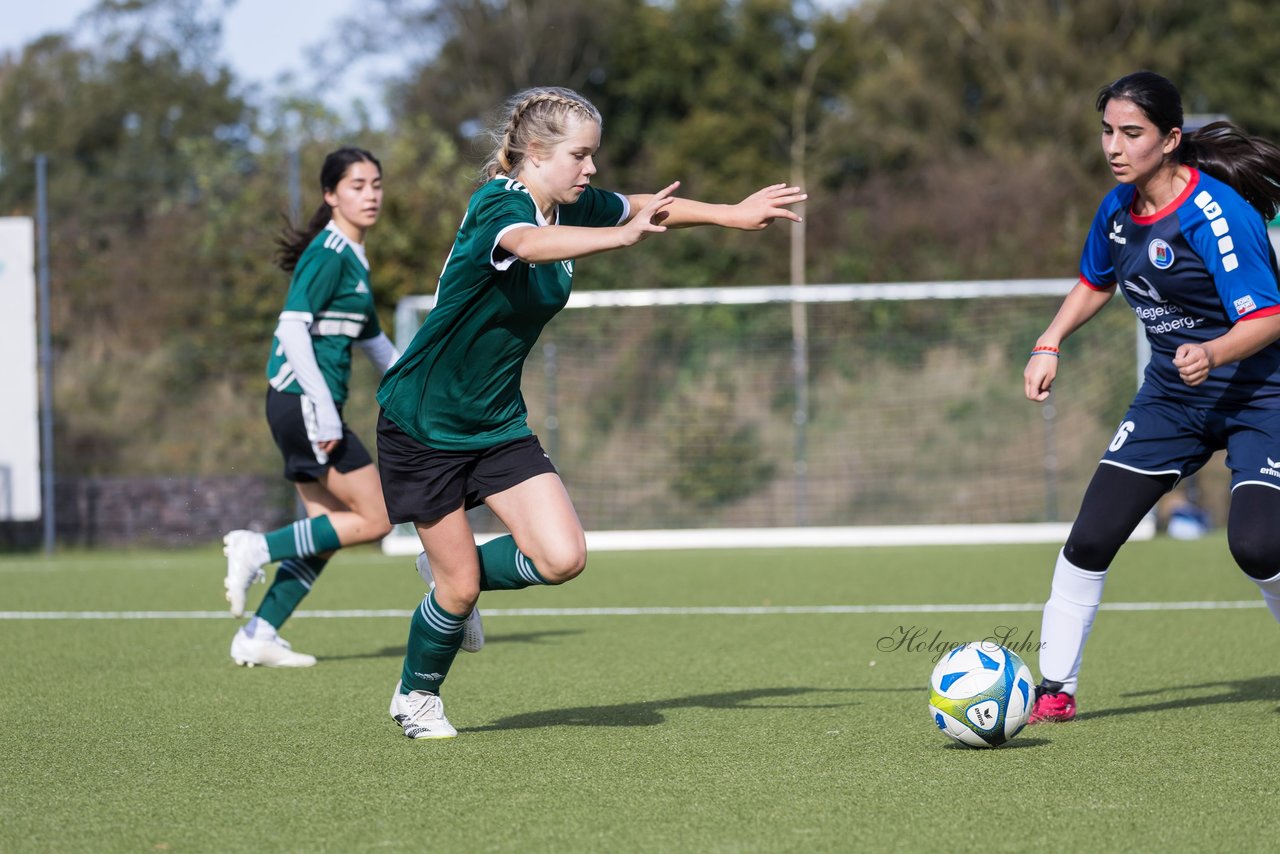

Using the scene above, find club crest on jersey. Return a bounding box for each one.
[1148,239,1174,269]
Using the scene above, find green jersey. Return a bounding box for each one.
[378,176,627,450]
[266,222,383,404]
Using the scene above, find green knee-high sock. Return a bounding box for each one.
[264,516,341,562]
[400,591,465,694]
[477,535,549,591]
[255,555,328,629]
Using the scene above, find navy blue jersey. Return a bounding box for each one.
[1080,167,1280,408]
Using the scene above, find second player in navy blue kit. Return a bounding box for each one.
[1023,71,1280,723]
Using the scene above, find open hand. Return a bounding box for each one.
[727,183,807,230]
[621,180,679,245]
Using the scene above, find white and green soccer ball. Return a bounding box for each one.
[928,641,1034,748]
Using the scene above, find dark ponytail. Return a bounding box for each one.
[275,146,382,272]
[1181,122,1280,222]
[1097,71,1280,221]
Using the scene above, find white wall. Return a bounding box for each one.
[0,217,41,521]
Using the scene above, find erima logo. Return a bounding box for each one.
[1261,458,1280,478]
[413,671,444,681]
[561,259,574,277]
[1109,221,1127,245]
[965,699,1001,731]
[1123,276,1164,302]
[355,280,369,294]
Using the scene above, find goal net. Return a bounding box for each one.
[384,280,1142,552]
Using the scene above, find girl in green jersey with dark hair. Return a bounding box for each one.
[222,147,398,668]
[377,86,806,738]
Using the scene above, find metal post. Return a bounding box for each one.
[790,275,809,527]
[287,146,302,224]
[290,129,306,523]
[36,155,55,553]
[286,109,303,224]
[1134,315,1159,532]
[789,50,824,528]
[1042,398,1058,521]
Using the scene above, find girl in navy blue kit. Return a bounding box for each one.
[1024,71,1280,722]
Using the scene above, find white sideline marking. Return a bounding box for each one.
[0,600,1263,620]
[381,522,1138,555]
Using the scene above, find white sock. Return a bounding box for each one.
[1251,569,1280,623]
[1038,550,1108,695]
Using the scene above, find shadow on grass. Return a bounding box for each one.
[482,628,584,646]
[939,737,1050,750]
[467,686,884,732]
[322,629,585,661]
[1080,675,1280,721]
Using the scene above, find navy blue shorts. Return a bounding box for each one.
[376,412,559,524]
[265,387,373,482]
[1101,390,1280,491]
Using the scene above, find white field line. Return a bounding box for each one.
[0,600,1264,620]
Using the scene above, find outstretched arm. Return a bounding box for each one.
[499,181,806,265]
[500,182,680,264]
[626,183,806,229]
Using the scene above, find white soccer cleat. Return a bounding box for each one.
[230,626,316,668]
[416,551,485,653]
[389,681,457,739]
[223,530,269,618]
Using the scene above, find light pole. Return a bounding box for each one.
[789,47,827,526]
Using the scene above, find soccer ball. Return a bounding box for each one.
[928,641,1034,748]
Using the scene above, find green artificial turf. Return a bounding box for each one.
[2,535,1277,852]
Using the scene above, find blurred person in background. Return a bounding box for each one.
[222,147,397,668]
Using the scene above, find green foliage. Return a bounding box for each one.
[4,0,1280,479]
[3,540,1280,850]
[371,115,473,304]
[666,378,777,509]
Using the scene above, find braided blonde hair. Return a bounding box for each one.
[482,87,603,180]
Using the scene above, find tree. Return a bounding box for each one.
[0,2,265,474]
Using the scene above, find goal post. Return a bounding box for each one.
[383,279,1150,553]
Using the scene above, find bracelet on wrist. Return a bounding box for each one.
[1030,346,1060,357]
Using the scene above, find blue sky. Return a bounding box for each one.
[3,0,858,128]
[0,0,400,124]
